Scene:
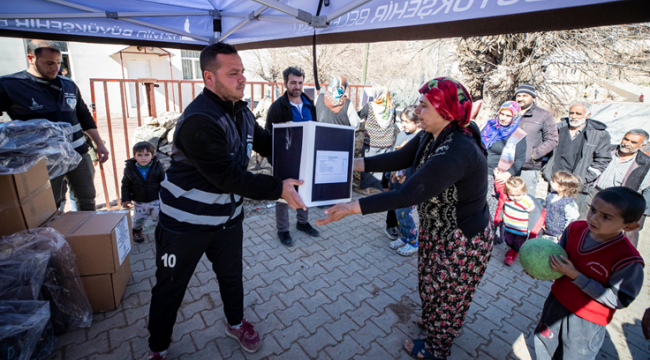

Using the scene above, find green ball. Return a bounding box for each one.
[519,238,568,281]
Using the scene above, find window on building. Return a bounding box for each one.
[181,50,202,80]
[24,39,72,78]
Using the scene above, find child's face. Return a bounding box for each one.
[550,180,563,193]
[507,189,525,202]
[586,197,630,240]
[135,150,152,166]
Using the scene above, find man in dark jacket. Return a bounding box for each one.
[265,66,320,247]
[121,141,165,243]
[0,39,109,210]
[580,129,650,247]
[515,84,559,197]
[542,101,612,209]
[147,43,305,359]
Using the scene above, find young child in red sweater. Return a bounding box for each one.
[534,186,645,360]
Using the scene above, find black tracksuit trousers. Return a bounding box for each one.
[148,221,244,352]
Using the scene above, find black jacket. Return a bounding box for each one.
[542,118,612,193]
[121,157,165,203]
[486,137,528,176]
[518,103,558,170]
[265,91,317,131]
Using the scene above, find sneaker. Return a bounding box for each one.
[297,222,320,237]
[133,229,144,244]
[278,231,293,247]
[225,319,262,353]
[384,227,399,240]
[389,239,406,249]
[504,249,515,266]
[397,244,418,256]
[147,350,168,360]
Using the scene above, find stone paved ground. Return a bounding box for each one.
[47,193,650,360]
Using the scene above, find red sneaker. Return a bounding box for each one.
[225,319,262,353]
[147,350,168,360]
[504,249,515,266]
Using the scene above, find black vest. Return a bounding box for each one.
[159,91,254,232]
[315,93,352,126]
[0,71,88,154]
[625,151,650,191]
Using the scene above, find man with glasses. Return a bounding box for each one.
[542,101,612,209]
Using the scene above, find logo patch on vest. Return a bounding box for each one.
[586,262,609,277]
[66,97,77,109]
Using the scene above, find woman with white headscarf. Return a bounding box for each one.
[315,75,360,128]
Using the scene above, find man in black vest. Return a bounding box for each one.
[265,66,320,247]
[580,129,650,247]
[0,40,109,210]
[147,43,305,359]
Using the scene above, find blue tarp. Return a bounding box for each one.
[0,0,647,49]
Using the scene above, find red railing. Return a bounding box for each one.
[89,78,370,209]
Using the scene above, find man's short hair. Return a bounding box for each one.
[199,42,238,80]
[133,141,155,155]
[625,129,650,145]
[569,101,592,115]
[594,187,646,224]
[27,40,61,57]
[282,66,305,84]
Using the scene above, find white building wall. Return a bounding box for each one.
[0,38,27,75]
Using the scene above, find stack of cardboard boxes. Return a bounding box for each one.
[0,159,133,312]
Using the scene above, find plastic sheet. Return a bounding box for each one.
[0,250,50,301]
[0,228,92,334]
[0,119,82,179]
[0,301,51,360]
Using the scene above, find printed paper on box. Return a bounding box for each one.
[314,151,349,184]
[114,216,131,265]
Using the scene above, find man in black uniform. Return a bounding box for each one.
[147,43,305,359]
[0,40,109,210]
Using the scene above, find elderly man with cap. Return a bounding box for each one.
[514,84,558,197]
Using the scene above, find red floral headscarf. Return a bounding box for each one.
[418,77,473,127]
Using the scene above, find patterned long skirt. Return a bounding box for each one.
[418,224,494,358]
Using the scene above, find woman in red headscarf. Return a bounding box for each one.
[317,78,494,359]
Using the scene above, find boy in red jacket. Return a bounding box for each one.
[534,186,645,360]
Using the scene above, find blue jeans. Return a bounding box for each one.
[396,206,418,246]
[390,171,418,247]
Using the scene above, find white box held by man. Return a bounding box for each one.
[272,121,355,207]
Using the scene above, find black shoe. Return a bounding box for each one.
[133,229,144,244]
[384,227,399,240]
[297,222,320,237]
[278,231,293,246]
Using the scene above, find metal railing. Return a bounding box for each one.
[88,78,370,209]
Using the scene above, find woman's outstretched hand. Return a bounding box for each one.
[316,201,361,226]
[353,158,365,172]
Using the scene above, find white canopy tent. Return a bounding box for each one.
[0,0,648,51]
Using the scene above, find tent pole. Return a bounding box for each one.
[362,43,369,86]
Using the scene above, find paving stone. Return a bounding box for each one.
[88,339,132,360]
[264,253,289,271]
[465,315,496,341]
[323,314,359,341]
[324,334,364,359]
[319,267,349,286]
[300,276,329,296]
[270,320,309,350]
[242,333,283,360]
[65,331,109,359]
[125,304,151,326]
[322,297,355,320]
[253,295,286,321]
[343,286,374,307]
[170,333,198,358]
[321,280,352,301]
[190,325,221,351]
[369,310,399,331]
[277,286,309,307]
[297,327,338,358]
[453,328,489,358]
[278,271,309,290]
[347,303,381,327]
[171,314,206,342]
[299,290,333,313]
[188,279,220,301]
[214,333,242,359]
[274,302,309,326]
[348,320,388,350]
[180,294,214,320]
[255,279,287,302]
[259,267,289,285]
[267,344,309,360]
[53,326,87,349]
[108,318,148,349]
[298,307,333,334]
[301,263,329,281]
[179,342,218,360]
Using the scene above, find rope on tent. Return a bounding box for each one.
[313,0,325,92]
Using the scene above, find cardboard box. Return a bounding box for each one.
[273,121,355,207]
[0,159,57,237]
[80,255,131,312]
[48,211,133,276]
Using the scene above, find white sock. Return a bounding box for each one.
[229,323,242,329]
[156,349,168,356]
